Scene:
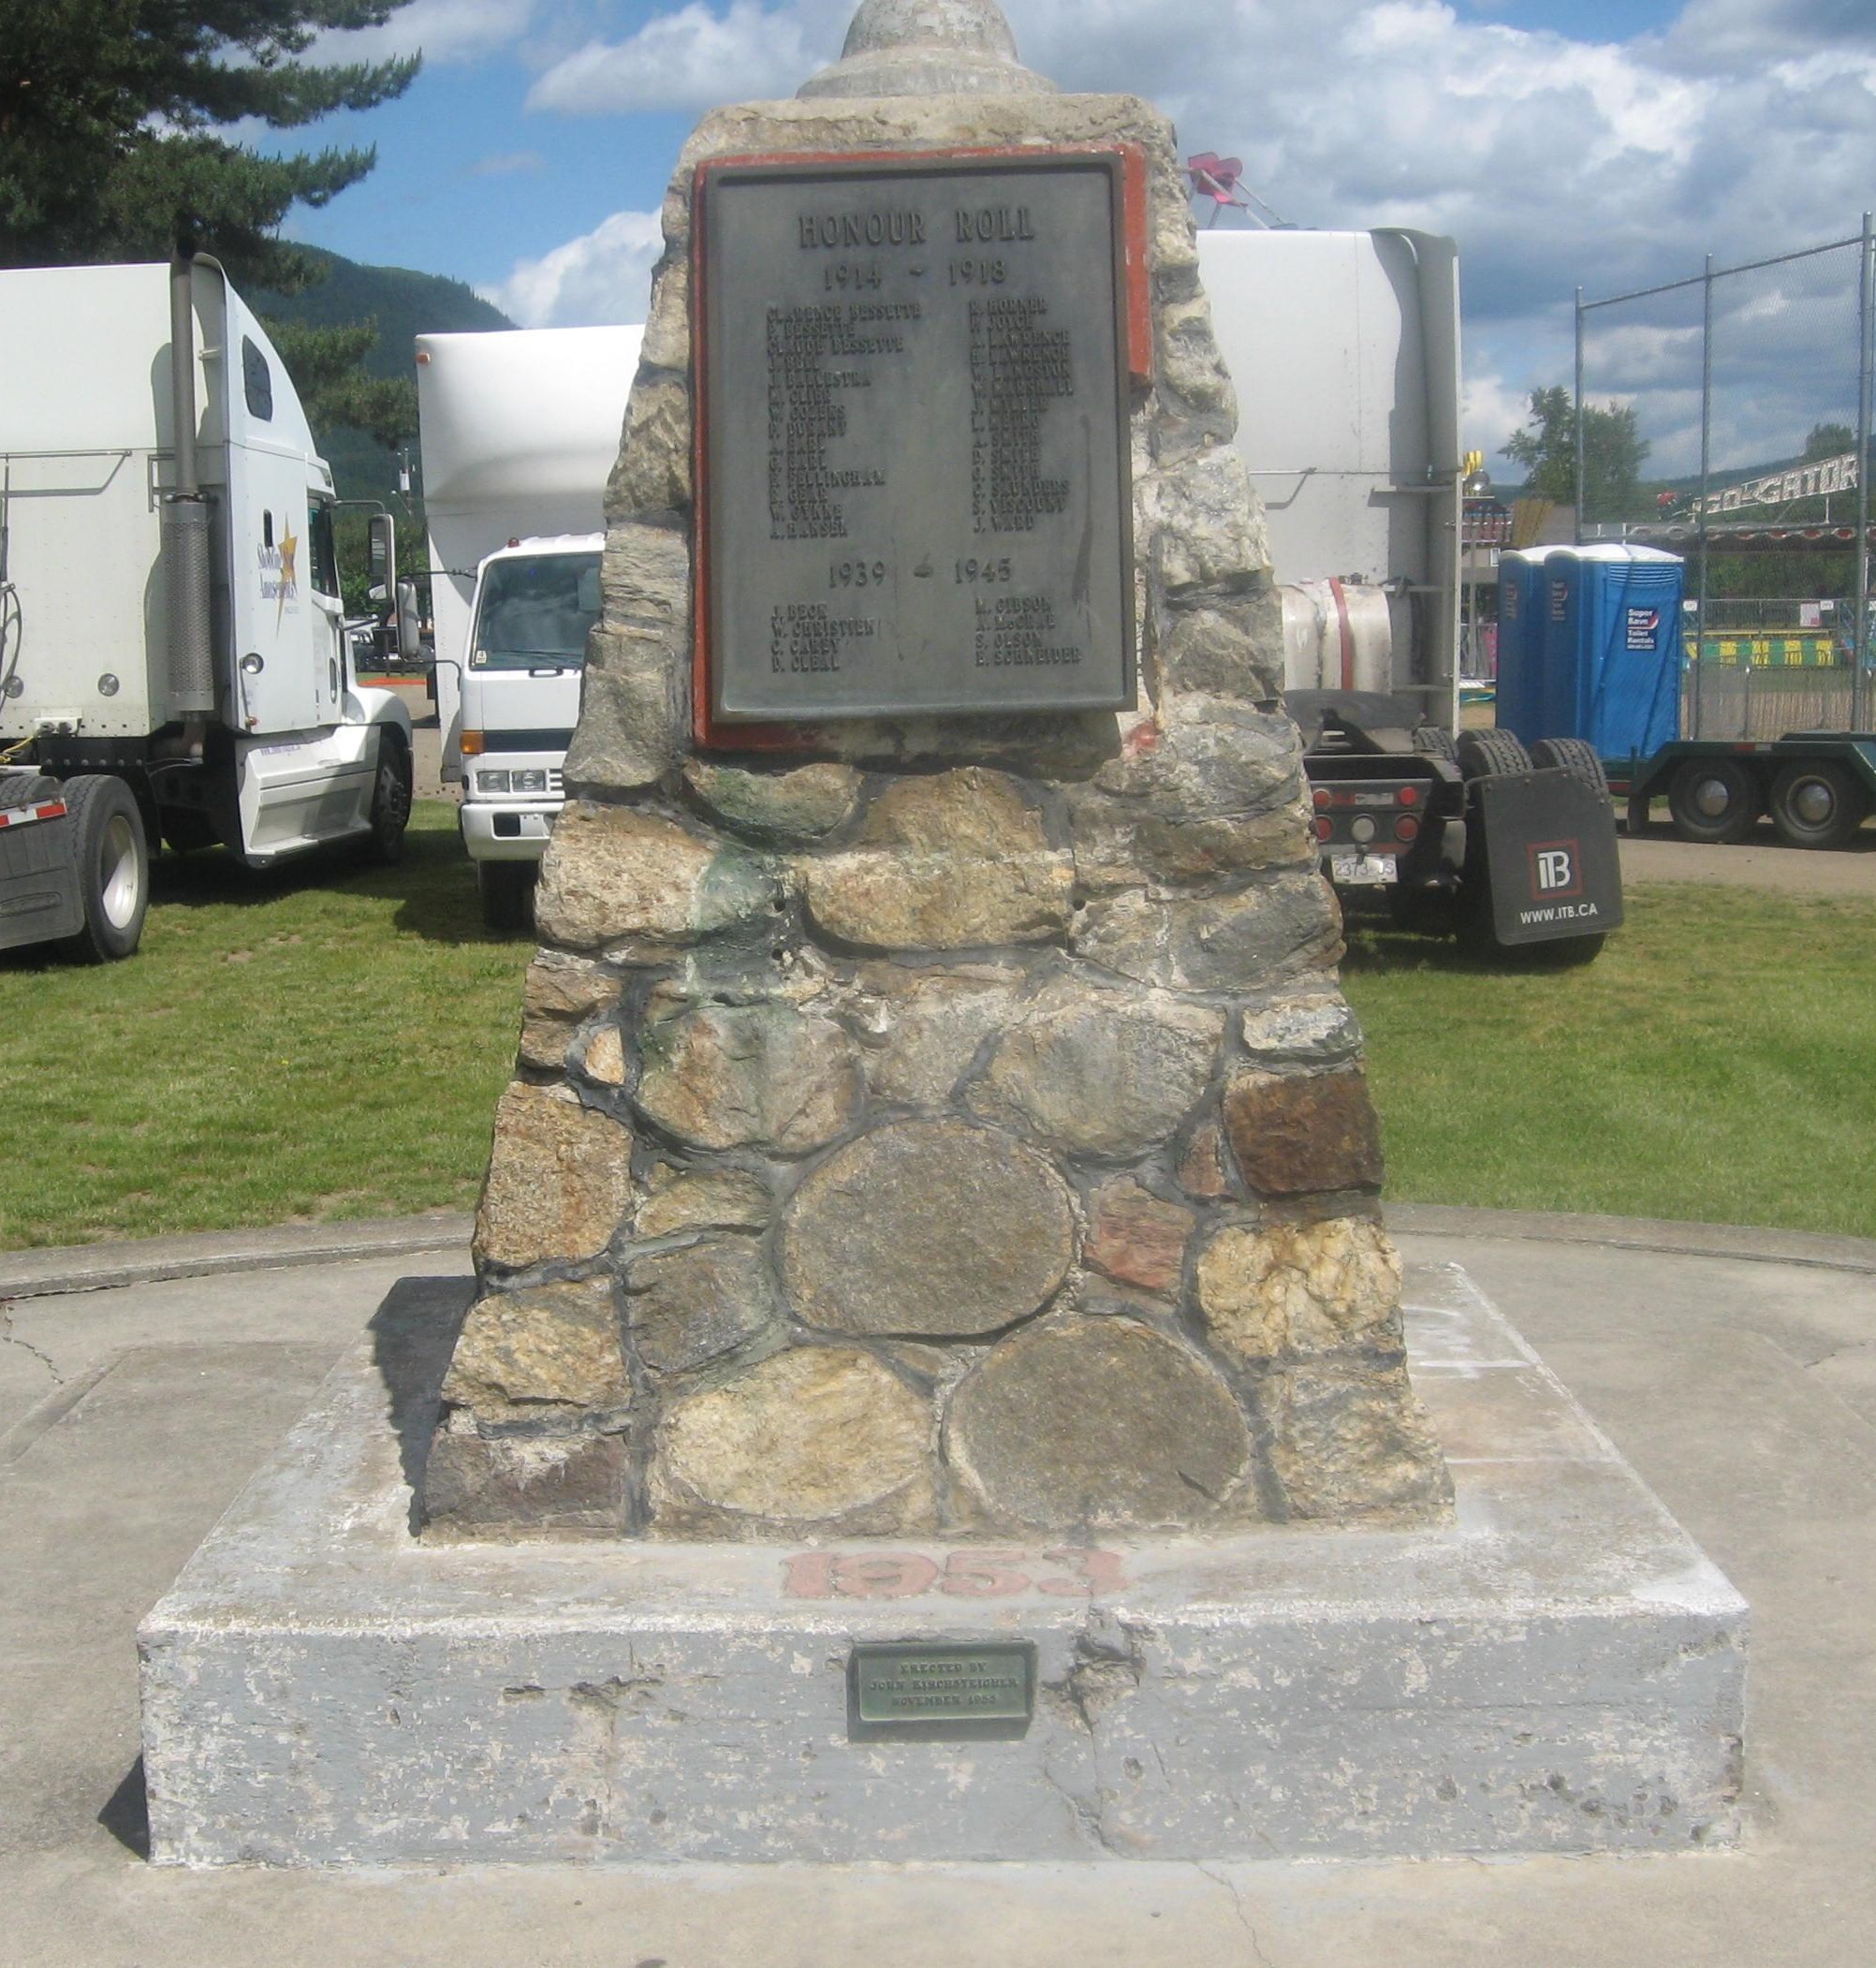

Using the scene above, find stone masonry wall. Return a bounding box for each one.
[420,81,1452,1542]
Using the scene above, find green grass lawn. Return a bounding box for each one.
[0,802,532,1249]
[4,831,1871,1250]
[1342,883,1876,1241]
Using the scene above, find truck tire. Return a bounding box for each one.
[477,859,536,934]
[366,728,413,865]
[1412,724,1457,761]
[1456,728,1532,780]
[1530,737,1609,796]
[56,774,149,962]
[1767,759,1869,851]
[1667,757,1760,844]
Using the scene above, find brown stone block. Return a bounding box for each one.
[852,962,1023,1106]
[782,1118,1074,1339]
[649,1346,936,1538]
[441,1277,629,1419]
[1074,874,1342,991]
[1222,1066,1384,1197]
[682,759,861,842]
[634,1168,770,1237]
[858,767,1045,854]
[1263,1359,1452,1523]
[473,1082,636,1271]
[534,803,777,955]
[1178,1120,1231,1199]
[421,1422,629,1539]
[802,847,1073,951]
[563,622,684,795]
[634,999,863,1153]
[624,1241,779,1375]
[968,979,1223,1156]
[1194,1216,1401,1363]
[945,1318,1254,1531]
[1085,1178,1195,1294]
[606,370,692,517]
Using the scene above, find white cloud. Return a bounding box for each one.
[311,0,534,66]
[528,0,847,114]
[494,0,1874,465]
[483,208,666,327]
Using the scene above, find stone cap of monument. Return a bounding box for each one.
[798,0,1058,98]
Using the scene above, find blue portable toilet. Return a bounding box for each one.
[1566,547,1685,759]
[1495,547,1564,744]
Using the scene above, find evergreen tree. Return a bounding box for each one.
[0,0,418,290]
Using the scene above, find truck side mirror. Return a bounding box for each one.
[368,512,397,607]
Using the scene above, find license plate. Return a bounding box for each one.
[1329,851,1397,886]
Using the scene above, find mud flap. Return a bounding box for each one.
[1471,770,1624,947]
[0,799,84,954]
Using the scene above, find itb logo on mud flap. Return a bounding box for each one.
[1528,840,1583,899]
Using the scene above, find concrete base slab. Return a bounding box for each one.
[138,1263,1746,1867]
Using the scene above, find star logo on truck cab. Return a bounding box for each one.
[275,525,299,628]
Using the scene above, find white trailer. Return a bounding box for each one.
[1196,227,1463,727]
[0,255,414,959]
[414,326,640,929]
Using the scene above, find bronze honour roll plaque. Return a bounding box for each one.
[847,1640,1037,1742]
[696,151,1135,722]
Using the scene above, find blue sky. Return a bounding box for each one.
[273,0,1876,463]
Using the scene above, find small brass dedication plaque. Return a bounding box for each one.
[848,1641,1036,1742]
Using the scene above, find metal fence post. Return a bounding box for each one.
[1696,254,1713,740]
[1573,287,1585,543]
[1856,212,1873,731]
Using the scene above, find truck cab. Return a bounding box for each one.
[457,535,602,928]
[0,256,413,960]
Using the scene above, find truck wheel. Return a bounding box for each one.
[367,729,413,865]
[1530,737,1609,796]
[1667,757,1760,844]
[1412,725,1457,761]
[477,860,536,934]
[1767,760,1868,850]
[56,775,149,962]
[1456,728,1532,780]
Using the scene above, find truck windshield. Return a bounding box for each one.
[470,551,602,669]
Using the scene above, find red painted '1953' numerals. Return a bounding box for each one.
[780,1548,1127,1600]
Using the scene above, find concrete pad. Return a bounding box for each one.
[139,1263,1746,1867]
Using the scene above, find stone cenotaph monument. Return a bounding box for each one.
[139,0,1748,1867]
[420,0,1449,1545]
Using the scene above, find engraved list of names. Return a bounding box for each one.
[700,154,1134,722]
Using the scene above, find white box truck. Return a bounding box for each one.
[414,326,641,929]
[0,253,415,960]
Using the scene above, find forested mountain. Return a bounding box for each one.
[256,247,515,501]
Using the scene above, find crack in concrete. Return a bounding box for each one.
[0,1300,62,1387]
[1195,1861,1276,1967]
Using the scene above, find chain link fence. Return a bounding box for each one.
[1576,219,1873,738]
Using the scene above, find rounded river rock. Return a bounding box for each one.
[781,1117,1074,1338]
[946,1317,1252,1530]
[653,1345,931,1532]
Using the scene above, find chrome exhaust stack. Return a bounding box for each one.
[162,248,215,739]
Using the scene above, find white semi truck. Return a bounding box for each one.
[414,326,640,929]
[1199,227,1620,958]
[0,253,414,961]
